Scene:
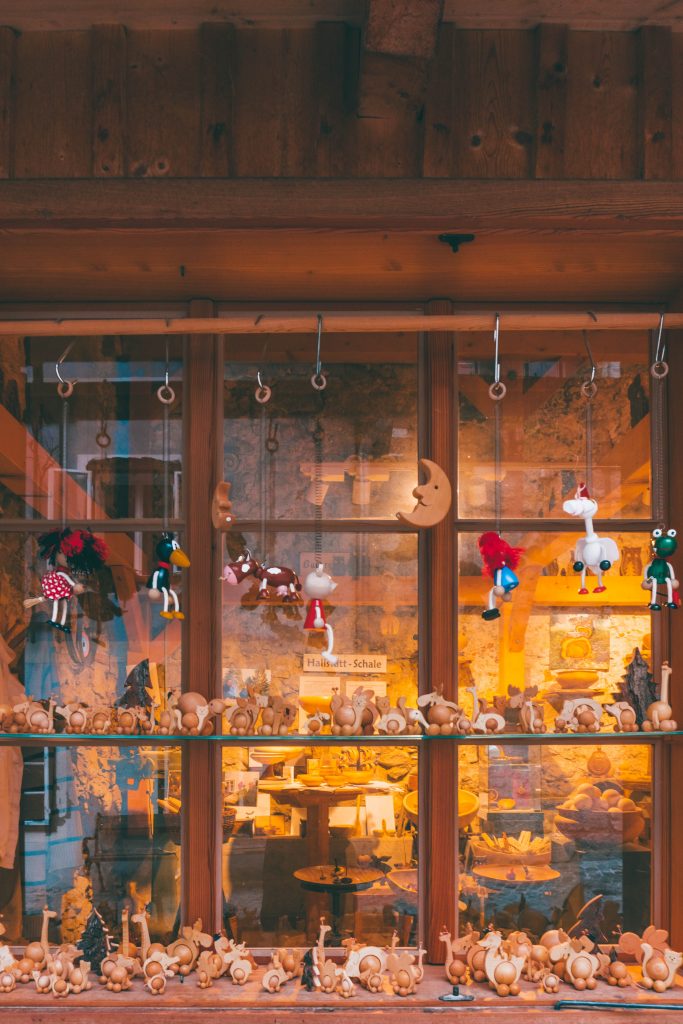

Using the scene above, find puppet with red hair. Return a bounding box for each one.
[478,532,524,621]
[24,528,109,633]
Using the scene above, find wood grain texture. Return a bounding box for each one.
[0,28,16,179]
[638,26,673,180]
[534,24,568,178]
[672,33,683,179]
[92,24,126,177]
[232,29,316,176]
[422,301,458,962]
[366,0,443,59]
[199,22,234,177]
[13,30,92,177]
[181,299,223,931]
[126,29,200,176]
[563,31,639,179]
[425,29,535,179]
[312,22,353,176]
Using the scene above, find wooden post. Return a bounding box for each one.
[421,299,458,962]
[180,298,223,932]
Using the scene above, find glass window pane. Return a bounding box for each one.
[4,530,183,705]
[222,742,418,947]
[0,336,183,521]
[221,531,418,710]
[223,333,418,521]
[1,743,181,947]
[458,331,652,519]
[459,742,652,939]
[459,530,652,731]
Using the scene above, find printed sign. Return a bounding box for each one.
[303,654,387,674]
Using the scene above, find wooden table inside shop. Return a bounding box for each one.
[271,783,384,936]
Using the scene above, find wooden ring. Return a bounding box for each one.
[57,381,74,399]
[255,384,272,404]
[488,380,506,401]
[96,430,111,448]
[581,380,598,398]
[157,383,176,404]
[311,372,327,391]
[651,361,669,379]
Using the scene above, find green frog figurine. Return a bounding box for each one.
[642,527,679,610]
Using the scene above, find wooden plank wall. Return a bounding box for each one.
[1,23,683,180]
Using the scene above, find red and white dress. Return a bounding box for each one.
[40,570,76,601]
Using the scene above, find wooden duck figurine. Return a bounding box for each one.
[146,533,190,620]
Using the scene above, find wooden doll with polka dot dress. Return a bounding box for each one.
[23,529,109,633]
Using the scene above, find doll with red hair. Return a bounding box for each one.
[478,532,524,621]
[24,528,109,633]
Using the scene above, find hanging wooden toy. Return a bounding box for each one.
[146,533,190,620]
[642,527,679,610]
[303,566,337,664]
[478,532,524,621]
[221,551,302,602]
[563,484,619,594]
[24,529,109,633]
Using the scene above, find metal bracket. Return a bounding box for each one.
[438,986,476,1002]
[438,233,475,253]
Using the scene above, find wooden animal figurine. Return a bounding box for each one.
[170,692,225,736]
[563,484,620,594]
[550,936,600,991]
[305,710,330,734]
[11,699,55,734]
[131,910,166,964]
[65,959,92,994]
[225,687,260,735]
[438,926,470,984]
[518,687,545,733]
[196,949,220,989]
[643,662,677,731]
[600,953,631,988]
[303,565,338,664]
[396,458,452,528]
[55,703,89,734]
[386,948,423,996]
[257,694,298,735]
[221,551,302,602]
[555,697,602,733]
[469,686,506,734]
[211,481,235,530]
[167,920,213,976]
[642,527,679,610]
[376,696,428,735]
[215,937,253,985]
[143,951,179,995]
[478,532,524,621]
[417,688,470,735]
[146,533,190,620]
[343,937,388,992]
[25,906,55,973]
[114,706,146,735]
[24,528,108,633]
[604,701,639,733]
[262,950,291,992]
[90,707,112,734]
[330,687,379,736]
[480,931,525,996]
[619,926,682,992]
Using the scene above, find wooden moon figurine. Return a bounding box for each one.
[211,482,236,530]
[396,459,452,527]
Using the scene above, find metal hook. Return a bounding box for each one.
[311,314,327,391]
[651,311,669,379]
[55,341,77,399]
[156,339,176,404]
[488,312,506,400]
[255,368,272,404]
[581,331,598,398]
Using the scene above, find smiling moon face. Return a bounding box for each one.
[396,458,452,528]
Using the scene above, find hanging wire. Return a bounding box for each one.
[488,313,506,401]
[55,343,77,529]
[312,411,325,567]
[580,331,598,399]
[157,340,175,533]
[580,332,596,492]
[651,313,667,520]
[488,314,505,533]
[55,341,77,399]
[311,314,328,391]
[255,369,272,405]
[651,311,669,379]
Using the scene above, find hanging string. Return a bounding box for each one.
[55,342,77,530]
[651,312,667,520]
[581,331,597,493]
[489,314,505,534]
[311,315,327,566]
[157,340,175,533]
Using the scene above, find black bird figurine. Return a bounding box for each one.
[146,533,190,620]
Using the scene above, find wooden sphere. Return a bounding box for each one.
[53,978,68,994]
[261,724,273,735]
[428,705,451,726]
[17,957,34,976]
[0,971,16,991]
[571,955,593,980]
[232,966,247,984]
[496,983,510,997]
[13,712,27,727]
[182,712,199,731]
[646,957,669,981]
[149,976,165,994]
[366,973,382,991]
[610,962,628,980]
[573,977,586,990]
[396,969,411,988]
[494,961,517,986]
[145,960,164,978]
[174,943,194,965]
[178,693,205,714]
[101,958,116,978]
[110,965,128,985]
[25,943,45,965]
[447,960,466,981]
[359,954,381,974]
[35,975,51,993]
[179,963,192,976]
[540,930,563,949]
